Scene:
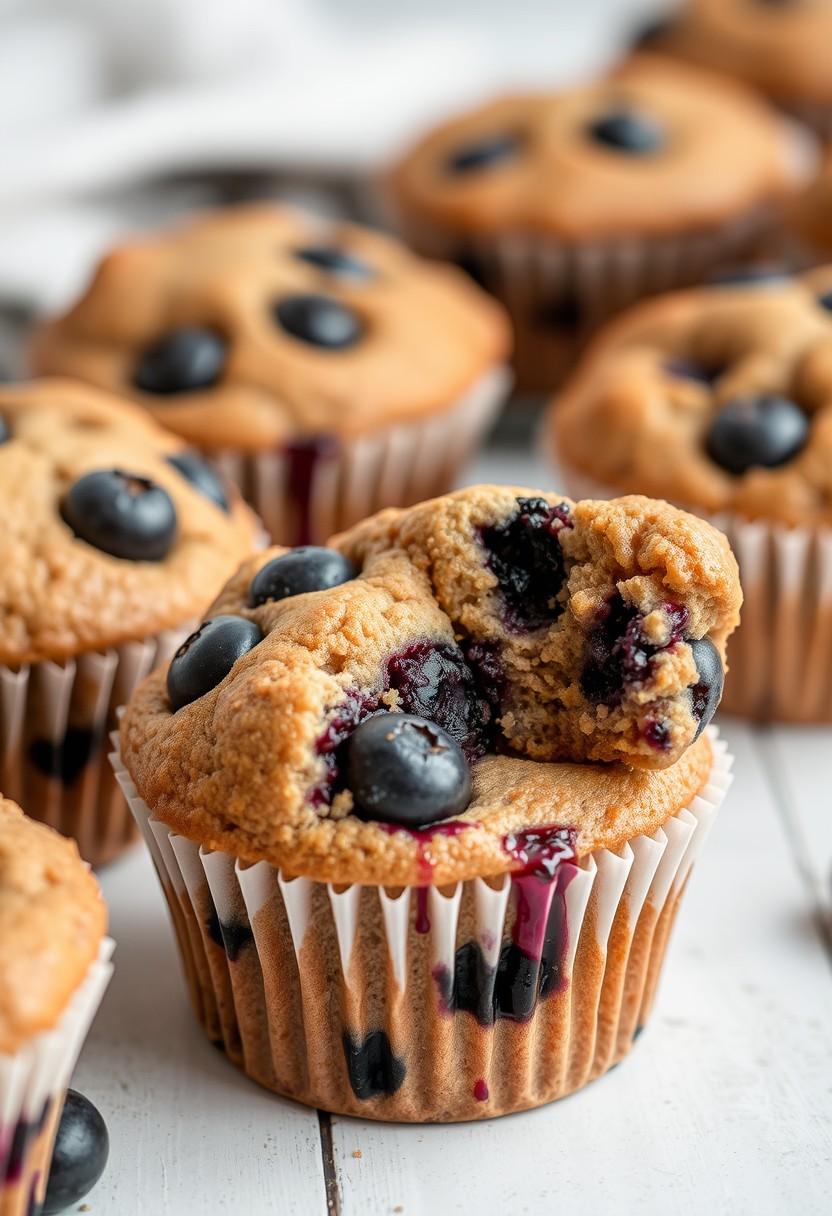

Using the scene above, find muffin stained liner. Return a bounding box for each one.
[0,939,113,1216]
[557,465,832,723]
[112,731,731,1123]
[210,365,510,546]
[0,627,190,868]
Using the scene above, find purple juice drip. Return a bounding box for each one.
[377,819,476,884]
[283,434,339,546]
[1,1101,50,1186]
[415,888,430,934]
[473,1079,489,1102]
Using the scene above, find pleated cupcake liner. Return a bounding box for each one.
[210,365,510,546]
[0,627,190,867]
[111,730,731,1122]
[0,940,113,1216]
[557,465,832,722]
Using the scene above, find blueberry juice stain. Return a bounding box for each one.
[433,825,578,1026]
[1,1100,50,1186]
[282,434,339,546]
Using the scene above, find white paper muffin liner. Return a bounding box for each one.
[0,939,113,1216]
[557,464,832,722]
[210,365,510,546]
[0,628,190,867]
[111,730,731,1122]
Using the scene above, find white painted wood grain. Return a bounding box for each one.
[760,727,832,913]
[330,721,832,1216]
[71,846,328,1216]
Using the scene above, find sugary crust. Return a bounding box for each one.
[655,0,832,106]
[0,797,106,1054]
[386,54,807,241]
[0,379,258,666]
[31,204,510,452]
[551,267,832,526]
[120,485,737,886]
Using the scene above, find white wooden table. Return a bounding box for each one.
[72,442,832,1216]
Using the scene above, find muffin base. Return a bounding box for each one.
[112,732,731,1122]
[0,628,189,867]
[558,465,832,723]
[0,941,112,1216]
[211,366,510,545]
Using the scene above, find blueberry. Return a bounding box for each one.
[42,1091,108,1215]
[384,642,492,761]
[167,615,263,711]
[479,497,572,632]
[664,357,723,386]
[342,1030,406,1099]
[61,469,177,561]
[445,132,523,174]
[294,246,373,280]
[689,637,724,737]
[705,394,809,474]
[133,327,226,394]
[249,546,357,606]
[709,264,789,287]
[347,714,472,827]
[167,450,229,512]
[273,294,363,349]
[587,108,664,155]
[628,14,675,50]
[816,289,832,313]
[0,414,9,443]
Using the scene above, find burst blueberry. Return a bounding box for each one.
[273,294,363,349]
[61,469,177,561]
[705,394,809,474]
[587,108,664,155]
[689,637,724,737]
[294,246,373,279]
[347,714,472,827]
[479,497,572,632]
[167,615,263,711]
[42,1091,108,1215]
[249,546,358,606]
[134,327,226,394]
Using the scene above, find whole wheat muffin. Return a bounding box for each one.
[31,203,511,544]
[550,268,832,722]
[120,484,740,884]
[385,53,814,388]
[0,378,258,864]
[115,485,737,1121]
[0,798,109,1216]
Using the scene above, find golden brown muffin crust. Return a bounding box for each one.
[31,204,510,452]
[552,267,832,526]
[0,378,258,666]
[0,798,106,1054]
[654,0,832,107]
[120,486,737,885]
[387,54,808,241]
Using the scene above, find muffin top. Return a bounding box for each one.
[386,54,810,242]
[31,204,510,453]
[552,266,832,527]
[649,0,832,108]
[0,798,107,1054]
[120,485,739,886]
[0,378,258,666]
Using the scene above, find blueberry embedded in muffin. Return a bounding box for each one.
[120,485,740,885]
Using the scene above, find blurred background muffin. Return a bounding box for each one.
[32,204,511,544]
[0,378,258,865]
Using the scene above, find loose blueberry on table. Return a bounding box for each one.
[167,450,229,512]
[249,547,358,605]
[61,469,177,562]
[273,294,363,349]
[167,615,263,711]
[134,327,226,394]
[42,1090,108,1215]
[705,393,809,474]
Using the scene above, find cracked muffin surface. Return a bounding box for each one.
[120,485,739,885]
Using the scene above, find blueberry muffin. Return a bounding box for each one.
[31,203,511,544]
[551,266,832,720]
[645,0,832,136]
[385,53,815,389]
[0,798,111,1216]
[115,485,738,1120]
[0,378,258,865]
